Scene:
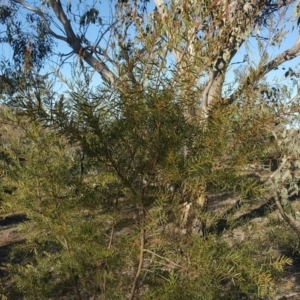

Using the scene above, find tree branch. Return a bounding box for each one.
[228,36,300,104]
[12,0,68,42]
[12,0,118,85]
[129,222,145,300]
[48,0,118,84]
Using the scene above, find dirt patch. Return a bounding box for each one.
[0,214,27,248]
[0,214,27,299]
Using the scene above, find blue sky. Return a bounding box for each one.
[1,0,300,98]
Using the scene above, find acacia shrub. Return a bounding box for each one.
[0,86,292,299]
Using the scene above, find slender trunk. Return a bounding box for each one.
[129,217,145,300]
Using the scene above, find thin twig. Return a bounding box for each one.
[143,249,182,268]
[108,222,114,249]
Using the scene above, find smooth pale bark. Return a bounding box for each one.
[13,0,118,85]
[9,0,300,114]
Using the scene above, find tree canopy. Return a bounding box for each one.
[1,0,300,115]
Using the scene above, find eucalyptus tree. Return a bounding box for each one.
[1,0,300,112]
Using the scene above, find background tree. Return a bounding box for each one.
[1,1,300,113]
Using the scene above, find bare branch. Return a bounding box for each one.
[48,0,118,84]
[129,223,145,300]
[12,0,118,85]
